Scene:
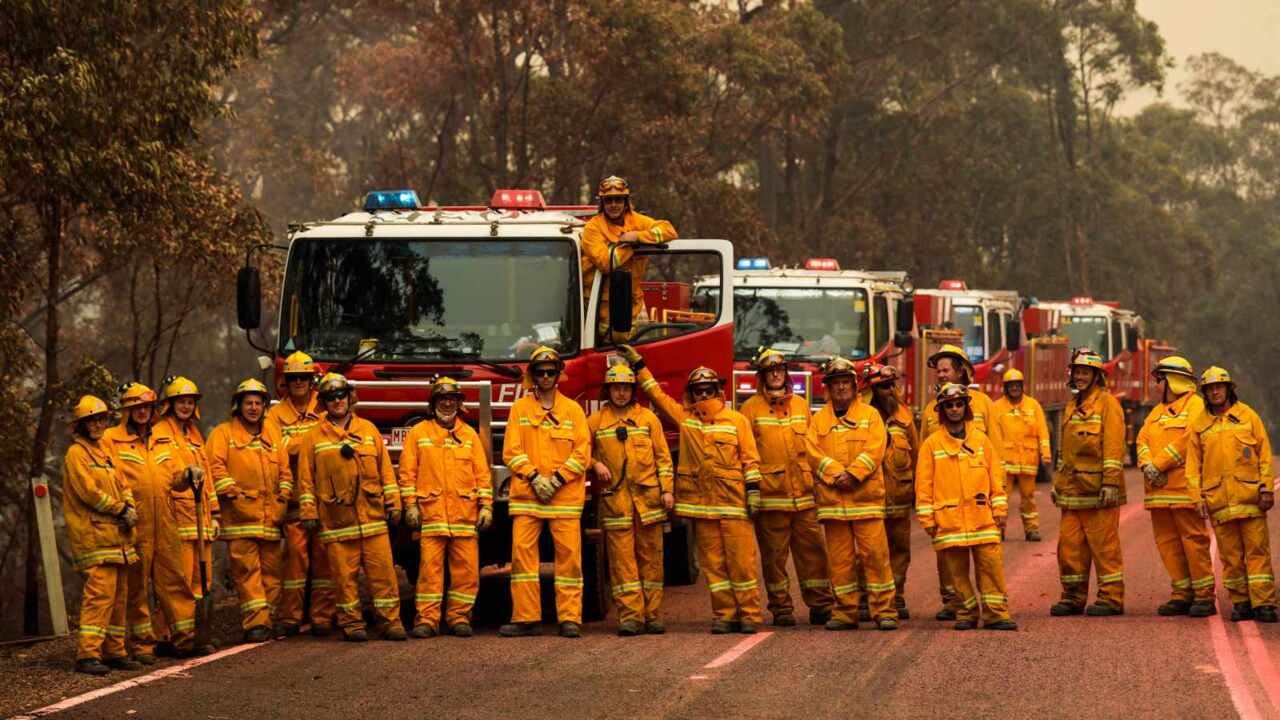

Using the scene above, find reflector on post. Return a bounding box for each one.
[490,189,547,210]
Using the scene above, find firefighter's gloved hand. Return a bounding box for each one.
[1142,464,1163,486]
[476,507,493,532]
[210,518,220,540]
[995,514,1007,530]
[387,509,403,527]
[300,519,319,532]
[1261,491,1275,512]
[531,474,558,503]
[185,465,206,489]
[119,506,138,530]
[833,471,855,489]
[1099,485,1121,508]
[746,489,761,518]
[618,345,643,366]
[404,505,421,529]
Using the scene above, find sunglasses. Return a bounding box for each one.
[322,390,350,401]
[602,196,626,204]
[941,400,967,410]
[691,386,717,398]
[532,368,559,378]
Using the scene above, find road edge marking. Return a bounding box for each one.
[1208,532,1265,720]
[702,631,773,670]
[1238,622,1280,715]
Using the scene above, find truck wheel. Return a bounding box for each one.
[581,534,609,622]
[664,519,699,586]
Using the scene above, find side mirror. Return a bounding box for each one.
[609,269,633,339]
[895,297,914,334]
[894,331,913,349]
[1005,319,1021,352]
[1126,327,1138,353]
[237,266,261,330]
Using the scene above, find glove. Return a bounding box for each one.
[617,344,643,366]
[300,518,319,532]
[388,509,403,526]
[995,514,1007,530]
[1099,485,1121,508]
[476,506,494,532]
[1142,464,1164,487]
[404,505,421,529]
[531,473,563,503]
[186,465,206,489]
[118,506,138,530]
[210,518,221,540]
[833,472,855,489]
[746,489,761,518]
[1261,491,1275,512]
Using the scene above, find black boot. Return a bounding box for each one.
[75,658,111,676]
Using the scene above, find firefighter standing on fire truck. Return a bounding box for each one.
[866,363,917,619]
[1136,356,1216,617]
[500,347,593,639]
[1051,349,1126,617]
[399,377,494,638]
[621,344,766,633]
[266,351,336,636]
[739,348,833,627]
[1188,366,1278,623]
[991,368,1051,542]
[297,373,406,642]
[588,363,675,636]
[580,176,678,333]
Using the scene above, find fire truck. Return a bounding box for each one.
[235,188,737,621]
[692,257,915,408]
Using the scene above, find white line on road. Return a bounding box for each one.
[702,631,774,670]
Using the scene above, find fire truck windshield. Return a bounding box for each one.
[952,305,987,362]
[727,287,871,361]
[1060,314,1111,360]
[278,237,579,362]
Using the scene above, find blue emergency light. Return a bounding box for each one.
[736,257,770,270]
[363,189,421,211]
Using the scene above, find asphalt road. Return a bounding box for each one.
[13,467,1280,719]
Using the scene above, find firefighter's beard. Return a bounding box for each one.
[435,408,458,427]
[877,392,898,418]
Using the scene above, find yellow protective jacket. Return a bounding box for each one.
[1136,391,1206,509]
[152,416,220,542]
[101,421,182,545]
[639,368,763,520]
[882,403,919,518]
[915,424,1007,549]
[398,418,492,537]
[1187,401,1274,526]
[503,391,591,519]
[62,437,138,571]
[1054,386,1126,509]
[804,400,888,521]
[206,417,292,541]
[991,395,1052,477]
[922,388,998,441]
[740,392,815,512]
[297,414,399,542]
[266,395,324,519]
[580,211,678,320]
[589,402,674,529]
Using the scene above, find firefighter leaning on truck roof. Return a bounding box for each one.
[621,343,767,634]
[990,368,1051,542]
[580,175,678,334]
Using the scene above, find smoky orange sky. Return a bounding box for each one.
[1118,1,1280,113]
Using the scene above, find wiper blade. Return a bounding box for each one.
[433,346,523,379]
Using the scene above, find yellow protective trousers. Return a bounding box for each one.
[941,543,1010,624]
[128,526,195,653]
[694,518,762,624]
[227,537,282,630]
[936,551,959,611]
[1008,474,1040,533]
[327,533,403,633]
[1214,517,1277,608]
[77,564,129,661]
[1058,507,1124,610]
[824,518,893,623]
[278,520,336,628]
[885,516,911,608]
[510,515,583,625]
[415,535,480,629]
[606,517,665,624]
[754,509,832,618]
[1149,508,1214,602]
[179,540,213,605]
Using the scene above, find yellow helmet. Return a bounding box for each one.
[1153,356,1195,380]
[72,395,110,423]
[283,350,317,377]
[1200,366,1233,387]
[118,382,157,410]
[430,376,464,402]
[1070,349,1105,371]
[231,378,271,414]
[529,345,563,368]
[686,366,723,387]
[604,364,637,385]
[161,375,201,401]
[928,344,972,370]
[317,372,353,399]
[753,347,787,372]
[821,356,858,385]
[597,175,631,198]
[936,382,971,404]
[1002,368,1024,384]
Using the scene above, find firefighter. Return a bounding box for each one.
[207,378,291,642]
[621,344,766,634]
[64,396,140,675]
[1136,356,1215,617]
[580,175,678,335]
[500,346,592,638]
[1188,366,1277,623]
[1051,349,1126,617]
[102,383,198,661]
[916,384,1016,630]
[399,377,494,638]
[739,348,833,627]
[805,357,897,631]
[866,363,917,619]
[920,344,1000,620]
[152,377,220,630]
[297,373,406,641]
[991,368,1052,541]
[588,363,675,636]
[265,351,336,637]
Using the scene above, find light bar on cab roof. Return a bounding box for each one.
[736,257,770,270]
[804,258,840,271]
[939,279,967,290]
[364,189,421,211]
[490,189,547,210]
[1071,296,1094,305]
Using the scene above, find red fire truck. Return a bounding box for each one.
[235,188,737,620]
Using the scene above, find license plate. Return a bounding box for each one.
[388,427,412,448]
